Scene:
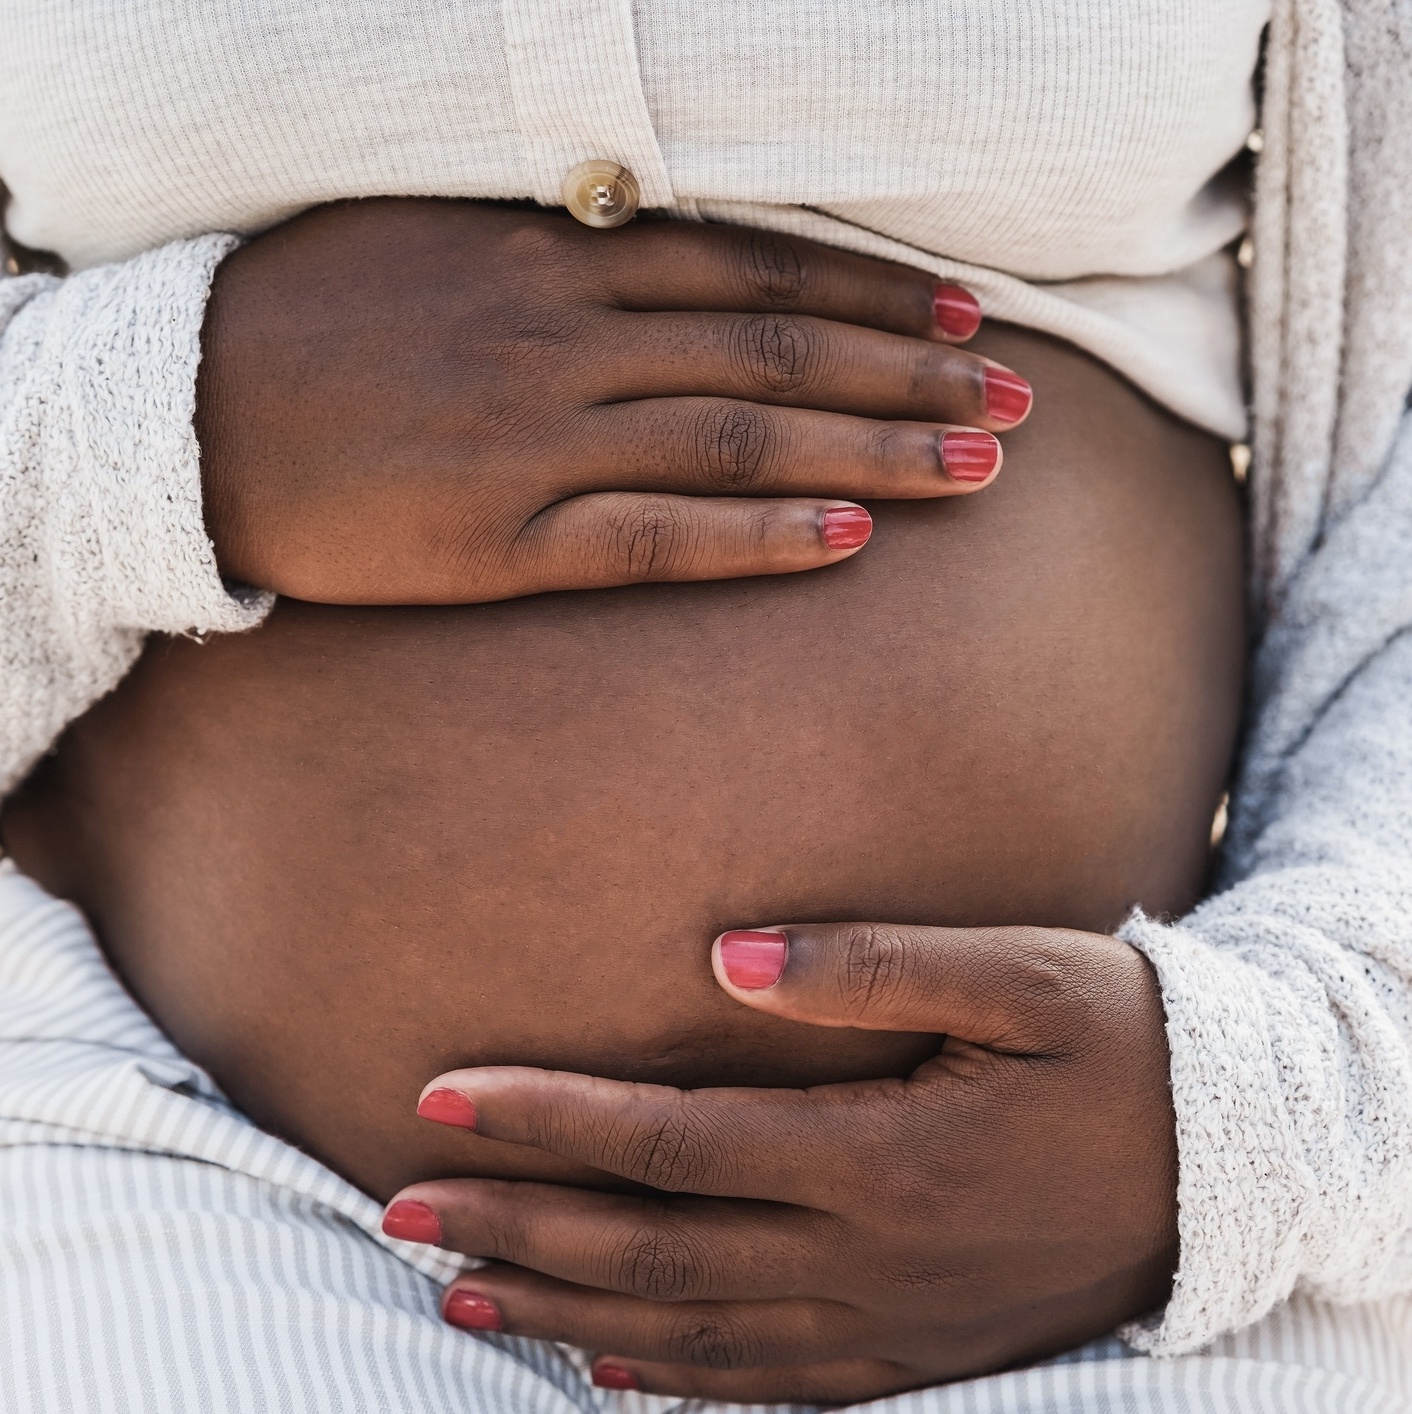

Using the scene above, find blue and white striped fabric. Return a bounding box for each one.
[1,860,1409,1414]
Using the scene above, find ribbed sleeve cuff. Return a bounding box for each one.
[54,232,273,638]
[1114,908,1306,1356]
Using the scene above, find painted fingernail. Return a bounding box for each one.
[821,505,872,550]
[940,430,1001,483]
[382,1198,443,1245]
[984,367,1033,425]
[417,1087,479,1130]
[934,283,982,340]
[592,1362,641,1391]
[718,930,788,990]
[444,1288,504,1332]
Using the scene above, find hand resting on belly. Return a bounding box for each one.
[1,322,1245,1205]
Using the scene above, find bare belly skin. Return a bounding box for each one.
[2,324,1246,1202]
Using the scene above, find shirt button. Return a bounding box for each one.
[562,160,640,229]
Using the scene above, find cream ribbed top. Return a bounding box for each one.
[0,0,1268,437]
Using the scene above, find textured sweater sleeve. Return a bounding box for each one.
[0,235,273,798]
[1117,412,1412,1355]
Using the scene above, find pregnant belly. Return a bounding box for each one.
[2,325,1245,1202]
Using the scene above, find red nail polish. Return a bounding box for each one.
[933,283,982,340]
[592,1362,640,1391]
[718,930,788,990]
[940,430,1001,483]
[382,1199,443,1245]
[444,1288,504,1332]
[417,1087,478,1130]
[984,368,1033,425]
[821,506,872,550]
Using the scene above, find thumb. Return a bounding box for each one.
[710,923,1139,1053]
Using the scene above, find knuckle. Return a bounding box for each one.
[865,421,905,480]
[484,306,600,387]
[905,347,952,404]
[478,224,603,369]
[735,230,810,309]
[1012,943,1072,1006]
[664,1309,760,1369]
[493,308,593,364]
[522,1091,616,1169]
[425,483,507,583]
[867,1249,967,1296]
[468,1186,534,1263]
[625,1105,714,1191]
[1001,929,1096,1039]
[606,500,695,581]
[692,401,778,492]
[838,923,916,1023]
[617,1225,708,1302]
[733,313,820,395]
[497,216,585,279]
[969,926,1140,1055]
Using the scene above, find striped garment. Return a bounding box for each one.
[2,860,1409,1414]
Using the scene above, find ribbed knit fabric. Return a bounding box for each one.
[1,0,1411,1386]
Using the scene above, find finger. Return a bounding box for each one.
[587,1352,911,1403]
[435,1266,856,1370]
[712,924,1145,1052]
[599,220,983,345]
[514,492,875,593]
[382,1180,824,1301]
[412,1066,883,1204]
[587,399,1001,499]
[597,310,1030,430]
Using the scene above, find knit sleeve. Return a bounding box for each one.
[0,235,273,799]
[1117,414,1412,1355]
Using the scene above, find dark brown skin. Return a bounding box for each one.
[196,198,1026,604]
[412,918,1181,1400]
[2,205,1244,1402]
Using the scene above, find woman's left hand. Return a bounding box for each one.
[384,923,1180,1404]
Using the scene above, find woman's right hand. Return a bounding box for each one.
[195,198,1029,603]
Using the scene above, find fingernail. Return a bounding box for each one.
[382,1198,443,1245]
[592,1362,641,1391]
[934,283,982,340]
[718,930,788,990]
[984,368,1033,425]
[417,1087,478,1130]
[821,505,872,550]
[940,430,1001,483]
[444,1288,504,1332]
